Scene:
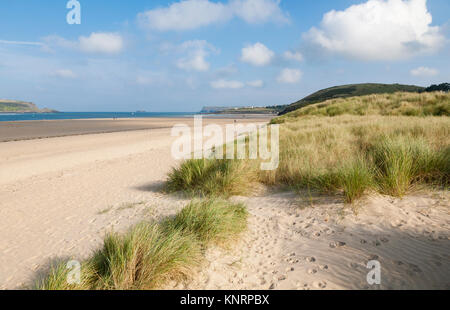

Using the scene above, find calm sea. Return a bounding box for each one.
[0,112,196,122]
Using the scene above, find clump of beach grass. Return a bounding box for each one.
[369,136,449,196]
[37,199,248,290]
[163,199,248,246]
[165,159,258,197]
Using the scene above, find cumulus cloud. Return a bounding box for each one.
[138,0,289,31]
[247,80,264,87]
[211,79,245,89]
[241,42,275,66]
[43,32,124,54]
[52,69,77,79]
[79,32,124,54]
[410,66,438,77]
[284,50,303,62]
[303,0,445,61]
[176,40,217,72]
[277,68,302,84]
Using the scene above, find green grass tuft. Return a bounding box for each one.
[37,199,248,290]
[163,199,248,246]
[165,159,258,197]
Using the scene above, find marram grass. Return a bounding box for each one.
[168,112,449,203]
[165,159,259,197]
[262,115,449,201]
[37,199,248,290]
[273,91,450,123]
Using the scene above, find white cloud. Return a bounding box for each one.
[211,79,245,89]
[138,0,289,31]
[303,0,445,61]
[176,40,216,72]
[52,69,77,79]
[247,80,264,87]
[410,66,438,77]
[43,32,124,54]
[241,42,275,66]
[231,0,290,24]
[277,68,302,84]
[284,50,303,62]
[79,32,124,54]
[138,0,231,31]
[177,51,210,71]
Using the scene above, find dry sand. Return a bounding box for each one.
[0,117,449,290]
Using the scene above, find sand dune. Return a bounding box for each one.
[172,192,449,290]
[0,118,448,289]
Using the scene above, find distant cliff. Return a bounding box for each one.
[0,100,58,113]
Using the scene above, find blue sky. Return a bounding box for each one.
[0,0,449,112]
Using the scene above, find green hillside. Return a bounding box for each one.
[0,100,56,113]
[279,83,425,115]
[272,91,450,124]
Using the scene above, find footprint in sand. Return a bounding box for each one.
[314,281,327,289]
[308,268,318,274]
[408,263,422,273]
[329,241,346,248]
[286,267,295,272]
[306,257,316,263]
[278,275,287,281]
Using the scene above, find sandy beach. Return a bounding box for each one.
[0,117,449,290]
[0,115,273,142]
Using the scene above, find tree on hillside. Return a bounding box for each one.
[424,83,450,93]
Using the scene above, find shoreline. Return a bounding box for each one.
[0,115,274,142]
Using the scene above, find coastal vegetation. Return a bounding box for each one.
[166,159,259,197]
[168,92,449,203]
[273,92,450,122]
[278,83,425,115]
[38,199,248,290]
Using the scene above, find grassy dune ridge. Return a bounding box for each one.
[274,92,449,123]
[279,84,426,115]
[38,200,248,290]
[168,92,449,202]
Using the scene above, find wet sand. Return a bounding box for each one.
[0,115,274,142]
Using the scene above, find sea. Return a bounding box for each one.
[0,112,197,122]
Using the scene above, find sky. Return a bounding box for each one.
[0,0,449,112]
